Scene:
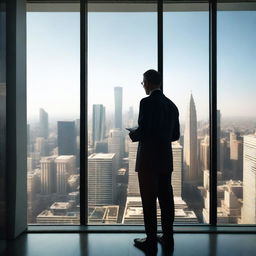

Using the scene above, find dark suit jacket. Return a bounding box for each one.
[129,90,180,173]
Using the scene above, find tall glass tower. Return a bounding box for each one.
[92,104,105,146]
[39,108,49,139]
[114,87,123,129]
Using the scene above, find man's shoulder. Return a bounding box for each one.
[140,96,150,105]
[163,96,179,113]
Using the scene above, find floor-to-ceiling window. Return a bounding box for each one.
[217,1,256,225]
[163,2,209,224]
[27,3,80,224]
[87,2,157,224]
[26,0,256,227]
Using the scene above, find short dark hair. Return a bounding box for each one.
[143,69,161,86]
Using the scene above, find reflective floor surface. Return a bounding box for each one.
[1,233,256,256]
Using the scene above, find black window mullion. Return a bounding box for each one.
[80,0,88,226]
[158,0,163,91]
[209,0,217,226]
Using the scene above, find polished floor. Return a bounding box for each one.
[1,233,256,256]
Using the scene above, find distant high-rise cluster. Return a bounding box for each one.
[27,87,256,225]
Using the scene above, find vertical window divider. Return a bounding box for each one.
[158,0,163,91]
[80,0,88,226]
[209,0,217,226]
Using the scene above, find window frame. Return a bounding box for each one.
[25,0,256,231]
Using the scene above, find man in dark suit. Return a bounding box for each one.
[129,69,180,253]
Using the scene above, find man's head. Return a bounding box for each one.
[142,69,162,95]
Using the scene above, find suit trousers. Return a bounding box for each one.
[138,170,174,239]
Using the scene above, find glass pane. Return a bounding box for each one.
[27,4,80,224]
[88,3,157,224]
[217,2,256,224]
[163,3,209,224]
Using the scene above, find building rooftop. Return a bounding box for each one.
[172,141,182,148]
[50,202,71,210]
[123,196,198,224]
[55,155,75,161]
[40,156,57,162]
[88,205,119,223]
[88,153,115,160]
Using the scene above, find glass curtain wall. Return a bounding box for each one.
[25,0,256,227]
[27,3,80,224]
[217,1,256,224]
[163,2,209,224]
[87,2,157,224]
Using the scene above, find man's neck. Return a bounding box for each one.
[149,88,161,95]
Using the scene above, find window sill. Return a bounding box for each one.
[27,225,256,234]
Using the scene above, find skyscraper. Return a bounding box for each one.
[108,128,124,168]
[39,108,49,139]
[183,93,198,184]
[40,156,57,194]
[55,155,76,194]
[35,137,48,157]
[92,104,105,146]
[114,87,123,129]
[230,132,243,180]
[200,135,210,172]
[172,142,183,197]
[88,153,116,205]
[241,134,256,224]
[57,121,76,155]
[127,141,139,196]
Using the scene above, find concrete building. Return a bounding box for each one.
[40,156,57,194]
[122,196,198,224]
[241,134,256,224]
[172,141,183,197]
[230,132,243,180]
[88,153,116,206]
[55,155,76,194]
[88,205,119,224]
[201,170,242,224]
[36,202,79,224]
[200,135,210,173]
[127,141,139,196]
[108,128,124,168]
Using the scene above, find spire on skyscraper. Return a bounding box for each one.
[183,93,198,184]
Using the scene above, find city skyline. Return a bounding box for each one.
[27,86,256,225]
[26,10,256,225]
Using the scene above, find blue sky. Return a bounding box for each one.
[27,10,256,122]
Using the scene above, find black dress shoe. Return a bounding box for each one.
[134,237,158,253]
[157,234,174,249]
